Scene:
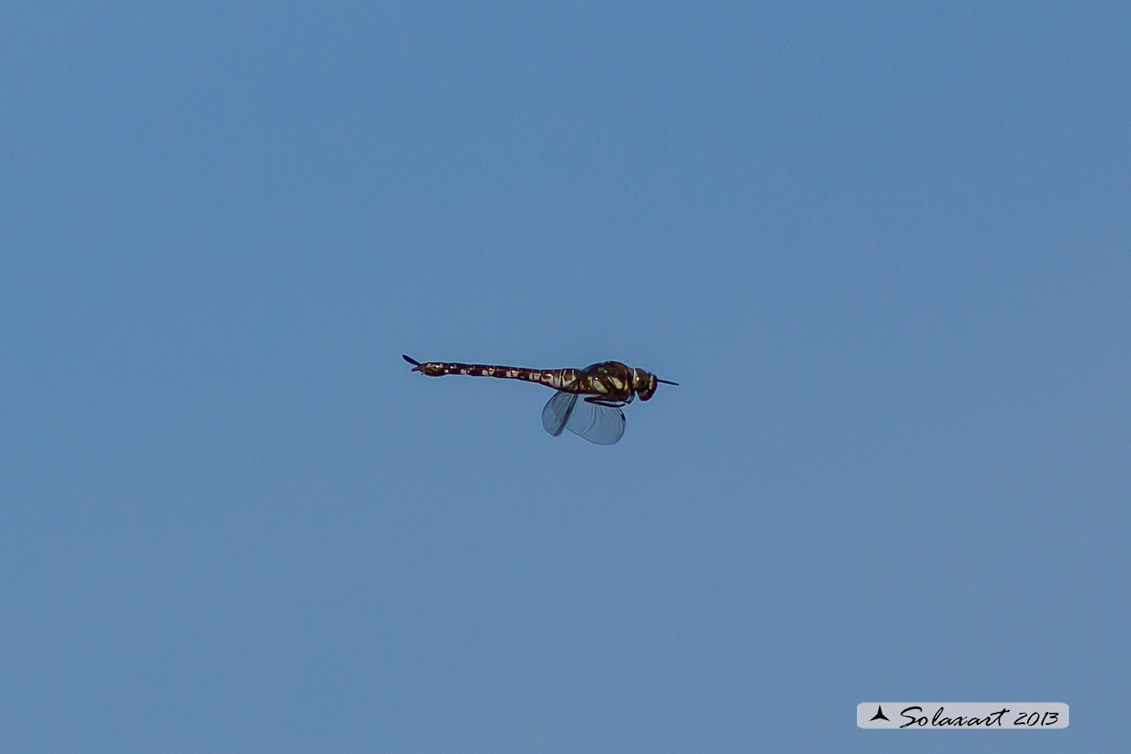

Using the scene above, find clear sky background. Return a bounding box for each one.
[2,2,1128,752]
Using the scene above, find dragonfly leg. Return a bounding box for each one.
[585,397,627,408]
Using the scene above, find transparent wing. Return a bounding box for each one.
[542,390,577,437]
[541,391,625,445]
[567,399,626,445]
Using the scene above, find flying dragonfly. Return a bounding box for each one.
[403,355,677,445]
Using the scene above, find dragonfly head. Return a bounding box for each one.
[633,367,679,400]
[632,368,660,401]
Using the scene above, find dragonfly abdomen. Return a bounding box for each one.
[403,357,577,391]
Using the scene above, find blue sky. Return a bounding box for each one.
[2,2,1128,751]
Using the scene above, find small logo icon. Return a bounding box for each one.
[869,705,890,722]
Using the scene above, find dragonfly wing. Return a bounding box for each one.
[542,390,626,445]
[564,399,626,445]
[541,391,577,437]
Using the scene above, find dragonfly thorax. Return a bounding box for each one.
[575,361,662,402]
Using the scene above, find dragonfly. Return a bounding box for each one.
[403,355,677,445]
